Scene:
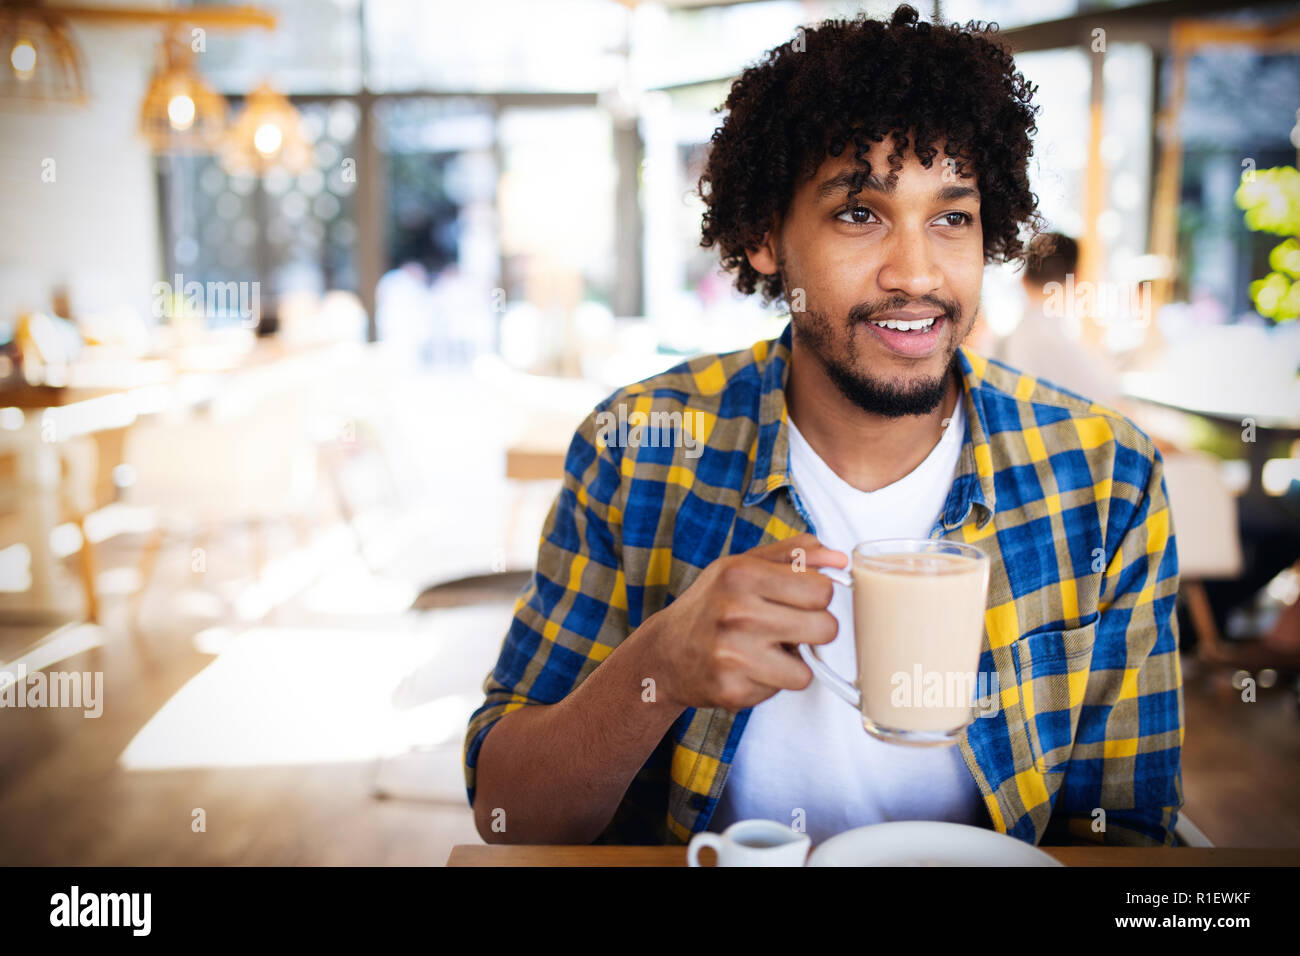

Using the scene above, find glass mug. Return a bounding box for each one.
[798,538,992,746]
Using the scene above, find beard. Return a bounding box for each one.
[783,263,969,418]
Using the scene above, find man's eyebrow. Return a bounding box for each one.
[816,170,888,199]
[815,170,979,203]
[937,184,979,202]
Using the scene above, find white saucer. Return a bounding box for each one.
[806,821,1063,867]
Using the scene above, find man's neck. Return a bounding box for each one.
[785,341,961,494]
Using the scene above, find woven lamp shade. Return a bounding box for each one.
[0,3,87,106]
[219,81,311,177]
[140,32,227,153]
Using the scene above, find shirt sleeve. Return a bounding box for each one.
[1048,441,1186,847]
[462,402,629,809]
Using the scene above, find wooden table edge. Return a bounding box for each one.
[446,844,1300,867]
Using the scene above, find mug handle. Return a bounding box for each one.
[798,567,861,710]
[687,832,724,867]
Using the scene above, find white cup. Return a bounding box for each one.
[686,819,810,867]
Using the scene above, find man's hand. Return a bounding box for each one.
[645,533,848,712]
[470,533,847,844]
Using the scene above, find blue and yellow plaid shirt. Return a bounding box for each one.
[464,320,1184,847]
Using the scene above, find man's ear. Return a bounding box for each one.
[744,218,781,276]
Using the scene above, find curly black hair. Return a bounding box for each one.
[697,3,1045,306]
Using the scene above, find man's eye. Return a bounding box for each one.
[836,207,973,227]
[836,205,877,225]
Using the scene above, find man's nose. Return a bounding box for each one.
[877,227,942,299]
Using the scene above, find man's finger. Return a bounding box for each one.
[738,601,840,645]
[746,642,818,692]
[749,534,848,570]
[742,560,837,611]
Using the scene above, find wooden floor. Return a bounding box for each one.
[1,522,1298,863]
[1178,655,1300,846]
[0,520,509,865]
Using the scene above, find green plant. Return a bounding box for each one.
[1235,164,1300,321]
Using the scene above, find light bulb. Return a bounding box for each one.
[167,93,196,131]
[253,122,283,157]
[10,39,36,78]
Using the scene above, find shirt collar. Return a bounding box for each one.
[743,320,998,530]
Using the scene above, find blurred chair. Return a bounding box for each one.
[474,352,604,568]
[1161,450,1300,672]
[1161,450,1247,666]
[120,391,318,622]
[279,290,367,349]
[305,342,426,570]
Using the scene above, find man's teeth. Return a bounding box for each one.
[870,316,937,331]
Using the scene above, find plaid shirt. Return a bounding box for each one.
[464,320,1185,847]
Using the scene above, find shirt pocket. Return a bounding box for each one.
[1009,617,1098,774]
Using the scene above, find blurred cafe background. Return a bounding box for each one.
[0,0,1298,864]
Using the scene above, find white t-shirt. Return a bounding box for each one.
[709,396,988,845]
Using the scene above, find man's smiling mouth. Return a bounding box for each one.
[861,313,948,357]
[869,316,936,331]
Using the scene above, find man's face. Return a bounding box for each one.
[746,134,985,417]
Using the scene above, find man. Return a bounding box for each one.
[464,4,1184,847]
[995,232,1124,408]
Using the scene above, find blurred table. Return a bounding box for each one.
[0,338,363,619]
[505,413,578,481]
[0,384,123,409]
[491,363,603,482]
[446,845,1300,866]
[1123,372,1300,499]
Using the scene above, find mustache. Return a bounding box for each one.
[848,295,961,324]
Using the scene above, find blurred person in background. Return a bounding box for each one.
[376,220,438,370]
[993,232,1123,408]
[376,216,467,368]
[426,260,492,367]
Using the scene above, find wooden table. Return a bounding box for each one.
[447,845,1300,866]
